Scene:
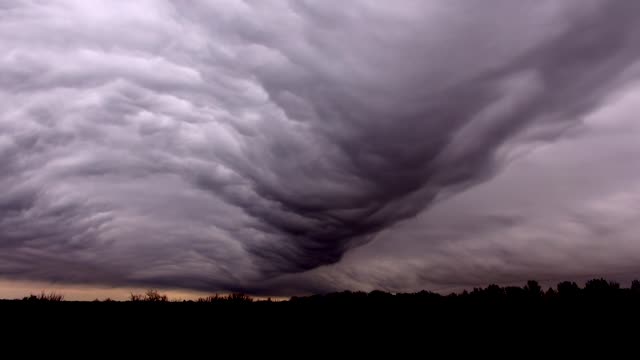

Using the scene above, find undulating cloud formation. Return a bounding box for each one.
[3,0,640,295]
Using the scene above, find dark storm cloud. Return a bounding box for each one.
[202,0,640,273]
[2,0,640,294]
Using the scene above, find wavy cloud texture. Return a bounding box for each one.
[2,0,640,293]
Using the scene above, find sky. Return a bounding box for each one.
[2,0,640,299]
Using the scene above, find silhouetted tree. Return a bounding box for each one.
[226,293,253,304]
[10,277,640,312]
[505,286,526,299]
[544,287,557,299]
[129,289,168,302]
[22,291,64,302]
[197,294,222,303]
[145,289,168,302]
[557,281,581,297]
[524,280,542,298]
[584,278,619,296]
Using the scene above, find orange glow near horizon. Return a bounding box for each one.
[0,279,288,302]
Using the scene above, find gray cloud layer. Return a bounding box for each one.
[2,0,640,294]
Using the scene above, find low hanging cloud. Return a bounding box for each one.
[283,93,640,295]
[2,0,640,293]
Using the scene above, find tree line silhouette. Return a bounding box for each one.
[10,278,640,306]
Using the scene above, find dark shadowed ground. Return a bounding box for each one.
[3,279,640,329]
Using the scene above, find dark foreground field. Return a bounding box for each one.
[2,279,639,348]
[3,279,640,321]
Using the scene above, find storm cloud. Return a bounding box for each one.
[3,0,640,294]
